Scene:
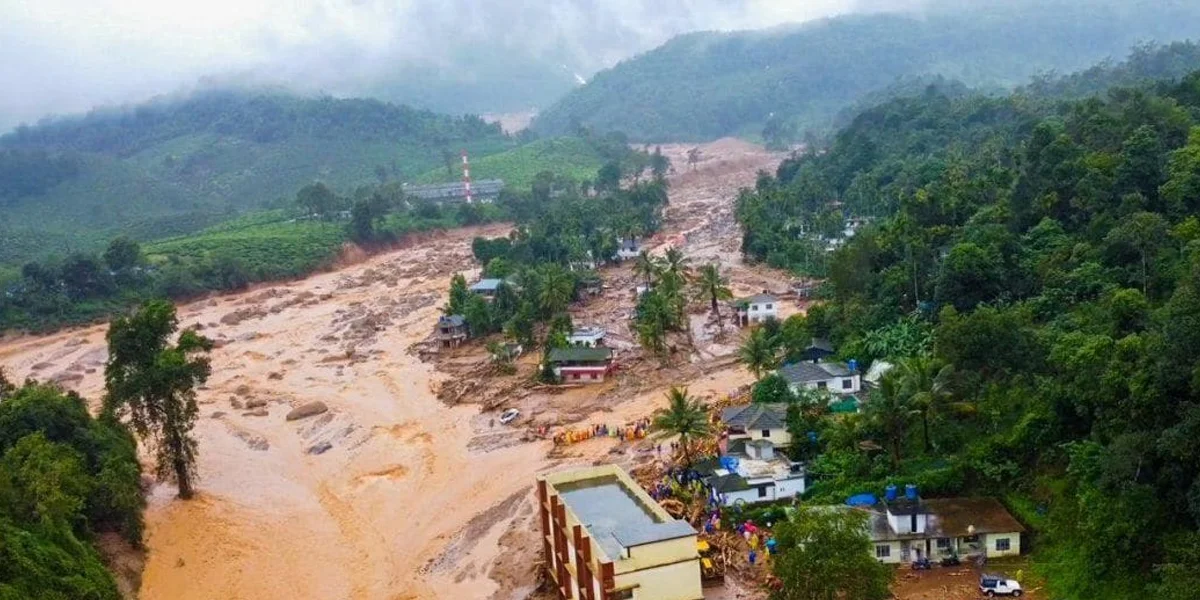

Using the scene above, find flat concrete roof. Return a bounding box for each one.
[556,475,695,559]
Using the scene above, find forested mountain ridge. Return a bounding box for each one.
[532,0,1200,142]
[0,90,514,265]
[736,62,1200,597]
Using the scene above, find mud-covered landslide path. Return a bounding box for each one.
[0,139,784,600]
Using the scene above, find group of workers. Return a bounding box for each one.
[547,418,653,445]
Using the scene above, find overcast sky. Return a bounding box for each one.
[0,0,930,130]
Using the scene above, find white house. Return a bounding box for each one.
[700,439,806,506]
[778,361,861,395]
[567,326,606,348]
[734,293,778,326]
[855,487,1026,565]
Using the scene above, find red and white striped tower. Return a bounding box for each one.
[461,149,473,204]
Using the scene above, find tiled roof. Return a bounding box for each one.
[438,314,465,327]
[721,403,788,430]
[548,347,614,363]
[861,497,1026,542]
[709,473,750,493]
[778,361,851,384]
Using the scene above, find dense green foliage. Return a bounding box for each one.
[771,507,892,600]
[412,137,608,189]
[533,0,1200,141]
[0,90,514,265]
[447,148,671,355]
[0,175,503,332]
[0,381,144,599]
[736,58,1200,597]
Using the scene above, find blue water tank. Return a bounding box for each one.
[848,358,858,373]
[885,484,898,502]
[720,456,739,472]
[905,484,919,500]
[846,493,877,507]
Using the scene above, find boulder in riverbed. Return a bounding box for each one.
[287,401,328,421]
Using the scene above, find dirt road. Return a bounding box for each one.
[0,138,788,600]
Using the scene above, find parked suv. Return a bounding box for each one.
[980,575,1023,597]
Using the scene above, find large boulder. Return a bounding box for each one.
[286,401,329,421]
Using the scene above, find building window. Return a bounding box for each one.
[875,545,891,559]
[995,538,1011,552]
[572,374,580,380]
[817,381,828,389]
[761,429,770,438]
[936,538,951,549]
[757,486,768,498]
[590,373,597,380]
[765,304,773,309]
[842,379,852,389]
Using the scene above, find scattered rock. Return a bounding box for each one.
[230,398,244,410]
[234,384,252,396]
[267,371,283,380]
[287,401,328,421]
[244,398,268,409]
[211,411,226,419]
[242,408,269,417]
[176,558,185,568]
[236,332,260,342]
[306,441,333,455]
[31,361,54,371]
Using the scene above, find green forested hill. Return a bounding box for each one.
[0,91,514,264]
[532,0,1200,142]
[736,62,1200,597]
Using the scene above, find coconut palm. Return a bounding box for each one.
[737,327,780,380]
[633,251,658,287]
[658,247,691,286]
[895,355,961,453]
[652,387,711,465]
[694,263,733,320]
[867,374,918,471]
[535,265,575,317]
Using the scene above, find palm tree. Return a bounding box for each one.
[658,247,691,286]
[633,251,658,288]
[895,355,961,453]
[867,374,918,471]
[737,327,780,379]
[536,265,574,317]
[652,387,711,465]
[694,263,733,320]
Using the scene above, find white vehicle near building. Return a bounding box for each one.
[980,574,1023,597]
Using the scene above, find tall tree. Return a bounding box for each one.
[694,263,733,319]
[633,250,658,288]
[738,327,780,380]
[866,374,915,471]
[652,387,711,465]
[104,300,212,499]
[894,355,959,453]
[772,507,892,600]
[1105,211,1169,295]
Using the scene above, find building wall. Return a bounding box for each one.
[983,532,1022,557]
[789,374,861,395]
[730,427,793,447]
[614,558,703,600]
[555,366,608,384]
[872,540,903,564]
[747,302,778,323]
[541,465,702,600]
[775,476,806,498]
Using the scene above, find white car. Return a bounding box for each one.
[499,408,520,425]
[979,575,1022,597]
